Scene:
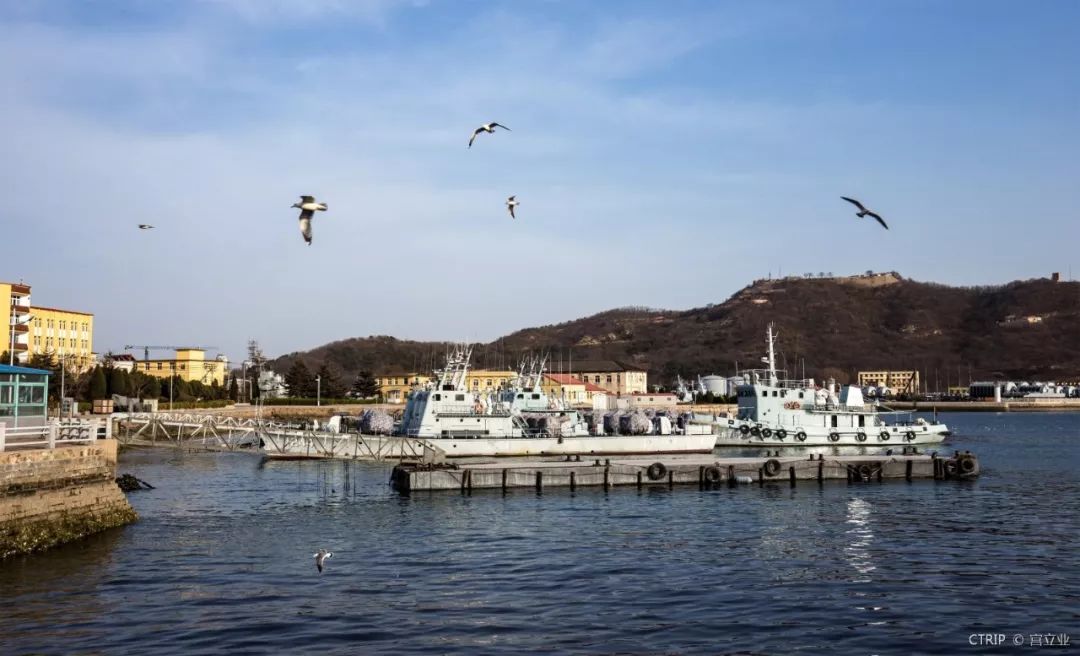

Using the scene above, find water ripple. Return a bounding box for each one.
[1,413,1078,654]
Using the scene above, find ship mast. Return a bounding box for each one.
[766,323,778,386]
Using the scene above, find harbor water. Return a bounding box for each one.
[2,413,1078,654]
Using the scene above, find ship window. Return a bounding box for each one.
[531,394,540,400]
[517,394,524,399]
[434,394,441,401]
[831,415,837,428]
[799,392,804,399]
[772,391,778,397]
[858,416,865,427]
[761,390,767,397]
[455,394,465,401]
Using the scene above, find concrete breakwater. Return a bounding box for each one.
[888,399,1080,412]
[1,440,137,560]
[391,451,980,492]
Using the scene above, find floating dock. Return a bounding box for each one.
[390,450,980,492]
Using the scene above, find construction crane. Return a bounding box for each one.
[123,345,219,362]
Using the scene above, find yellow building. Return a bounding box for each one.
[463,369,516,393]
[570,360,648,395]
[858,370,921,394]
[377,369,519,403]
[29,306,95,371]
[376,373,432,404]
[134,348,229,386]
[2,281,94,371]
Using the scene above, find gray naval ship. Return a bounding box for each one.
[714,324,950,447]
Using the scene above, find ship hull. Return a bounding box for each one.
[713,424,948,447]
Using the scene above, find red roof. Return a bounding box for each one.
[545,373,608,393]
[545,373,583,385]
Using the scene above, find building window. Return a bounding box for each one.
[157,363,162,370]
[606,375,612,383]
[595,376,600,384]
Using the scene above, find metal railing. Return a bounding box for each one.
[0,419,109,452]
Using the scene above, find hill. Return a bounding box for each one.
[267,272,1080,389]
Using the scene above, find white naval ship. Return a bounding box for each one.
[397,345,716,457]
[714,324,950,447]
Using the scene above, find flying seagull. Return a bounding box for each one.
[840,196,889,230]
[468,122,511,148]
[138,224,154,230]
[313,549,333,573]
[292,195,328,245]
[506,195,519,219]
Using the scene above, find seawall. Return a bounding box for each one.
[0,440,137,560]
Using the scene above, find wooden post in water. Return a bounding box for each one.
[905,459,913,482]
[789,466,796,487]
[603,465,610,490]
[636,470,642,489]
[535,470,543,492]
[570,470,576,491]
[502,468,508,491]
[728,465,736,488]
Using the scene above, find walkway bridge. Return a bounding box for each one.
[114,412,436,462]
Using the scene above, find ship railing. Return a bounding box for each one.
[736,370,814,390]
[804,403,880,414]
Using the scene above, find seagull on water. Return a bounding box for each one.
[138,224,154,230]
[841,196,889,230]
[468,122,511,148]
[313,549,333,573]
[292,195,328,245]
[506,195,519,219]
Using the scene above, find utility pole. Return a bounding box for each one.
[316,376,322,407]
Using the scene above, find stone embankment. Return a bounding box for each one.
[1,440,137,559]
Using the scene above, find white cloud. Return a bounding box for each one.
[2,2,1076,360]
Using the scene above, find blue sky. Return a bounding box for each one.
[3,0,1078,363]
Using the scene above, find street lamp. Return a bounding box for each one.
[316,375,322,407]
[241,360,252,403]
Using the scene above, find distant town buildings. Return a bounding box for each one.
[2,281,95,371]
[258,370,287,398]
[969,380,1079,400]
[131,348,229,386]
[108,353,137,373]
[376,369,518,403]
[568,360,648,395]
[376,363,648,404]
[857,370,921,394]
